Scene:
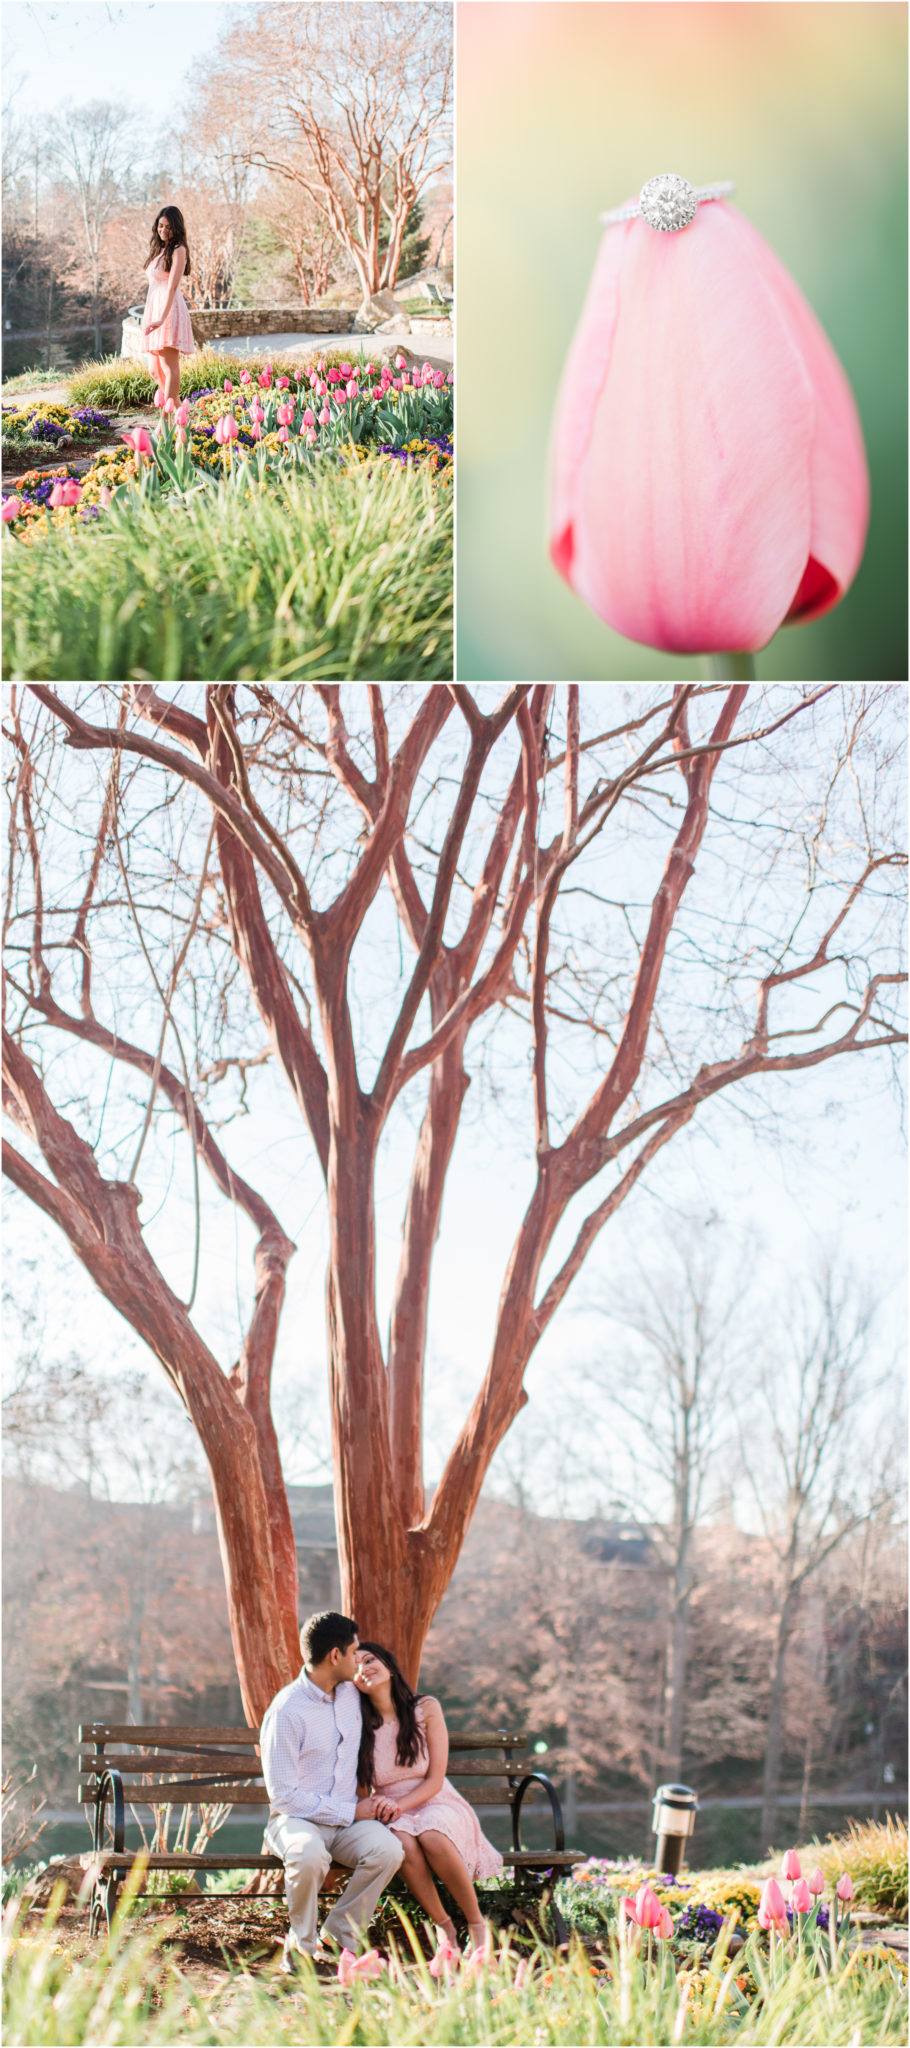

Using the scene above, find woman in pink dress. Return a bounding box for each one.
[141,206,195,409]
[355,1641,502,1953]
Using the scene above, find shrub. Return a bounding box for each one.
[803,1816,908,1918]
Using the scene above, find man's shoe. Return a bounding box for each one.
[280,1934,308,1976]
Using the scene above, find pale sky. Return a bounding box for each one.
[4,0,233,134]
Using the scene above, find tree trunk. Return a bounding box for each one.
[661,1594,689,1782]
[760,1595,796,1851]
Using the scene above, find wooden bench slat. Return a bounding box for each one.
[79,1756,264,1778]
[79,1783,270,1805]
[447,1733,527,1749]
[79,1726,258,1745]
[80,1852,280,1870]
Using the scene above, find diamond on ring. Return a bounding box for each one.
[639,173,698,233]
[599,176,734,233]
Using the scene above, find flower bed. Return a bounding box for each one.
[2,356,454,539]
[1,401,113,449]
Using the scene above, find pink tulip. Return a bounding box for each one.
[152,389,164,408]
[395,353,406,368]
[240,370,251,384]
[328,369,341,384]
[258,372,271,389]
[758,1876,788,1933]
[302,408,315,429]
[364,363,374,376]
[175,400,190,425]
[337,1947,384,1985]
[433,371,445,387]
[308,371,319,388]
[549,198,869,655]
[222,415,238,441]
[250,404,264,425]
[619,1895,640,1930]
[277,404,293,425]
[334,392,347,406]
[446,371,454,385]
[836,1873,854,1903]
[392,378,402,391]
[250,423,262,440]
[319,406,331,426]
[340,361,352,378]
[174,427,187,446]
[162,396,175,415]
[122,427,153,459]
[513,1957,531,1990]
[317,379,327,396]
[791,1879,812,1914]
[277,425,289,442]
[634,1883,664,1931]
[223,379,233,393]
[277,375,289,389]
[371,385,383,399]
[656,1905,674,1940]
[213,417,226,444]
[98,487,114,506]
[294,367,303,379]
[781,1850,803,1882]
[463,1945,489,1978]
[807,1868,825,1897]
[2,496,22,522]
[346,379,358,398]
[305,429,317,447]
[428,1939,460,1978]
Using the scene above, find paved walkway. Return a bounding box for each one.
[208,330,453,366]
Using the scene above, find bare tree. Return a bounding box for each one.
[739,1266,902,1849]
[585,1222,742,1782]
[44,101,141,353]
[196,2,453,300]
[2,685,905,1726]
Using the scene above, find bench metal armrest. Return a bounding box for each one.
[510,1771,565,1854]
[92,1767,125,1857]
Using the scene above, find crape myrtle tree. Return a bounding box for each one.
[2,685,905,1724]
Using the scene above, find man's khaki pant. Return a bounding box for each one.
[264,1812,404,1955]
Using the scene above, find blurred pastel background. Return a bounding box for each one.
[456,2,907,681]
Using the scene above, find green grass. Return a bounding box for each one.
[2,1889,906,2047]
[0,366,71,395]
[3,458,452,682]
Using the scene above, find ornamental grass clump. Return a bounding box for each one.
[796,1817,908,1920]
[3,461,452,683]
[3,1891,908,2047]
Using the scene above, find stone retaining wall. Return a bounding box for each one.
[121,306,356,358]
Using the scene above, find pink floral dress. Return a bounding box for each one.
[371,1702,503,1881]
[140,250,195,357]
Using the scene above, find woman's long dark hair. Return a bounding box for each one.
[356,1642,428,1790]
[147,205,192,278]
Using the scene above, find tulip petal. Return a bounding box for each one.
[566,204,816,652]
[549,221,626,581]
[731,211,869,621]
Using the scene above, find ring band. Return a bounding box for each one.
[601,173,734,234]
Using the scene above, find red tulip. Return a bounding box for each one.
[836,1873,854,1903]
[807,1868,825,1897]
[634,1882,665,1931]
[791,1878,812,1914]
[549,199,869,655]
[2,496,22,522]
[781,1851,803,1882]
[758,1877,788,1933]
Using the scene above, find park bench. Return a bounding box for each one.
[78,1721,577,1943]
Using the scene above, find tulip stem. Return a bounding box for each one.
[703,653,757,680]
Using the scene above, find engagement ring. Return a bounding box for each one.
[600,173,734,234]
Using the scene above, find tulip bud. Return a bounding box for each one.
[781,1851,803,1882]
[240,370,251,384]
[250,423,262,440]
[807,1869,825,1897]
[174,427,186,446]
[634,1883,664,1931]
[277,425,289,442]
[303,409,315,429]
[340,362,352,378]
[836,1874,854,1903]
[319,406,331,425]
[2,496,22,522]
[791,1879,812,1914]
[153,389,164,408]
[278,375,289,389]
[223,379,233,392]
[346,380,358,398]
[277,404,293,426]
[306,429,317,446]
[757,1877,788,1933]
[549,198,869,655]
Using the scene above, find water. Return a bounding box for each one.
[2,325,121,383]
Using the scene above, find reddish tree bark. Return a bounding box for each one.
[3,685,905,1711]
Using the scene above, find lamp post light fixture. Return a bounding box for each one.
[652,1782,698,1876]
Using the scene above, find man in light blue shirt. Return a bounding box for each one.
[261,1610,404,1968]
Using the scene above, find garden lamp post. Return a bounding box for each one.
[652,1783,698,1876]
